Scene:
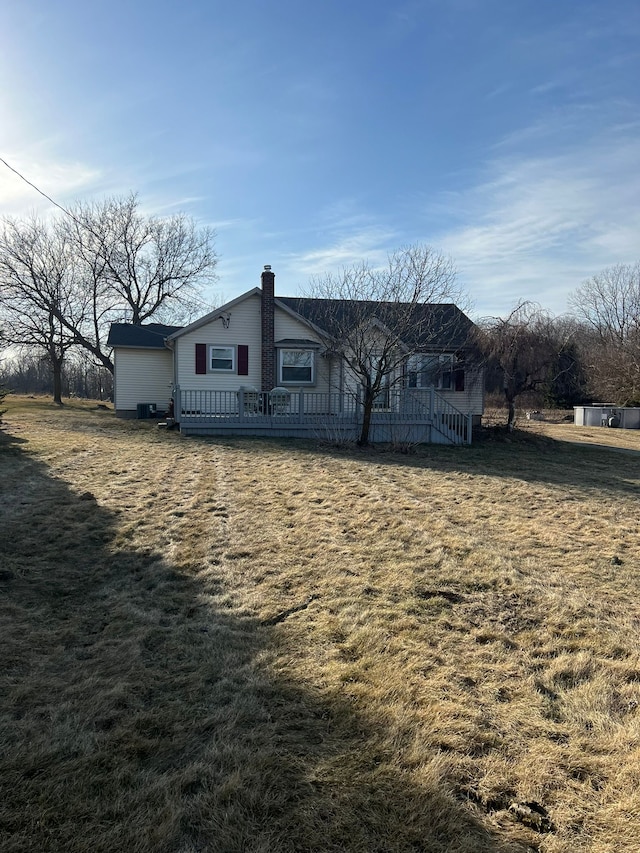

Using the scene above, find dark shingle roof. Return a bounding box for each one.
[277,298,474,350]
[274,338,323,348]
[107,323,182,349]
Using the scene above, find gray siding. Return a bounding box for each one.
[174,295,332,393]
[274,309,331,393]
[175,294,262,390]
[437,367,485,417]
[114,348,174,414]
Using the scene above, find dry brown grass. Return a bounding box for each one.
[486,403,640,454]
[2,396,640,852]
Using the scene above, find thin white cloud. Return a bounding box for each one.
[147,196,207,214]
[530,81,562,96]
[214,116,640,315]
[485,83,513,100]
[0,154,102,218]
[283,226,399,282]
[433,128,640,317]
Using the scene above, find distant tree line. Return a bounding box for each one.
[479,262,640,428]
[0,194,217,404]
[0,348,113,401]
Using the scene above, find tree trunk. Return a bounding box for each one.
[51,356,64,406]
[505,392,516,430]
[358,393,374,446]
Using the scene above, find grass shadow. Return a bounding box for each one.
[0,430,531,852]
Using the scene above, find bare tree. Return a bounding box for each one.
[65,194,218,325]
[543,316,589,408]
[0,197,218,389]
[0,217,76,404]
[304,245,470,445]
[569,263,640,404]
[0,350,9,425]
[477,302,576,429]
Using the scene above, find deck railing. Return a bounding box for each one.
[177,389,359,421]
[431,391,472,443]
[174,386,472,444]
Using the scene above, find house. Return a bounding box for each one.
[107,266,484,444]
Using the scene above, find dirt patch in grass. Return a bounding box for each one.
[2,396,640,852]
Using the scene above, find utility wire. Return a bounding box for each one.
[0,155,125,258]
[0,155,85,228]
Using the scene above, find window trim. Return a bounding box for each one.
[278,348,316,385]
[209,345,235,372]
[406,354,458,390]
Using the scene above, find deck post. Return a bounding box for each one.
[174,386,181,424]
[299,389,305,423]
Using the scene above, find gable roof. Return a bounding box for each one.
[274,338,323,348]
[107,323,182,349]
[166,288,261,340]
[277,298,474,350]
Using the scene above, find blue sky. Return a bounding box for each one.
[1,0,639,318]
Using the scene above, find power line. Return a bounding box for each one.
[0,155,80,224]
[0,155,117,252]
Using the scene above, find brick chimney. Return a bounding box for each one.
[261,265,275,391]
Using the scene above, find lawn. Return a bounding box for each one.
[1,397,639,852]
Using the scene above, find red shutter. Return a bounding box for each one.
[454,368,465,391]
[237,345,249,376]
[195,343,207,374]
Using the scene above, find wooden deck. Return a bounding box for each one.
[173,388,472,445]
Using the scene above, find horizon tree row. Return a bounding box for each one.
[0,194,218,404]
[478,262,640,427]
[0,347,113,401]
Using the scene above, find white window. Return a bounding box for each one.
[406,354,454,389]
[279,349,315,384]
[369,355,391,409]
[210,346,235,371]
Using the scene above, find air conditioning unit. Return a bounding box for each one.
[137,403,157,419]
